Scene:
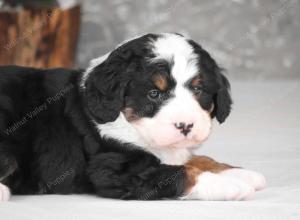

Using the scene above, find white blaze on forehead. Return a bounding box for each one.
[151,33,198,85]
[150,34,203,122]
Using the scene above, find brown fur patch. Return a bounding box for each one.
[122,107,139,122]
[191,77,201,87]
[184,156,233,194]
[208,103,214,113]
[184,165,203,194]
[186,156,233,173]
[153,74,168,91]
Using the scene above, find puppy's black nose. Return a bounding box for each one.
[174,122,193,136]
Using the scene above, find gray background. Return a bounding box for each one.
[77,0,300,79]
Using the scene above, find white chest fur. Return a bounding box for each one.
[149,147,192,165]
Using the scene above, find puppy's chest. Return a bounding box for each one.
[149,148,192,165]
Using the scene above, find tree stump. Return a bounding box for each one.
[0,5,80,68]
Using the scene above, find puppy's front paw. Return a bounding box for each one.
[183,157,266,200]
[183,172,255,201]
[0,183,10,201]
[220,168,266,191]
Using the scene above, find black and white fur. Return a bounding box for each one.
[0,33,265,201]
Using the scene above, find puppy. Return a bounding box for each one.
[0,33,266,201]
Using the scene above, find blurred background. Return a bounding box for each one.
[1,1,300,216]
[79,0,300,80]
[0,0,299,79]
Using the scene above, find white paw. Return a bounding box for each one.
[183,172,255,201]
[221,168,266,191]
[0,183,11,201]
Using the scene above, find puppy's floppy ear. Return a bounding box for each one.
[84,52,131,124]
[188,39,233,124]
[212,70,232,123]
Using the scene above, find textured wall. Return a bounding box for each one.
[77,0,300,79]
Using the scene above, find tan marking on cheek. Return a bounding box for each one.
[208,103,214,113]
[122,107,140,122]
[153,74,168,91]
[184,156,234,193]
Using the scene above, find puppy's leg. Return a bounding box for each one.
[182,156,266,200]
[87,152,186,200]
[87,153,265,200]
[0,142,18,201]
[0,143,18,181]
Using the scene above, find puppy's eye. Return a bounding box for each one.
[191,85,203,94]
[148,89,160,100]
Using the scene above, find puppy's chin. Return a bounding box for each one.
[155,139,203,149]
[150,134,209,149]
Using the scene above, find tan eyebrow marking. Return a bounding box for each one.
[153,74,168,91]
[191,77,201,87]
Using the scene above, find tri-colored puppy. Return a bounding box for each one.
[0,33,266,201]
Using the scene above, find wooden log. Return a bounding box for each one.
[0,5,80,68]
